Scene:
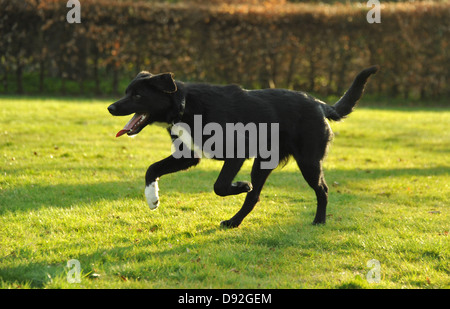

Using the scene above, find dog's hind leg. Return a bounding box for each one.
[145,155,200,209]
[294,155,328,225]
[213,158,252,197]
[221,158,273,228]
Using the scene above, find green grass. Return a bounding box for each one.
[0,96,449,289]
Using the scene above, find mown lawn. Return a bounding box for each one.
[0,97,448,289]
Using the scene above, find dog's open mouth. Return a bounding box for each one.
[116,113,149,137]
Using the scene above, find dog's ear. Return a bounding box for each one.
[147,73,177,93]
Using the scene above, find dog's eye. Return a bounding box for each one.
[133,95,141,100]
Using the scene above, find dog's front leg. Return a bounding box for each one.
[145,155,200,209]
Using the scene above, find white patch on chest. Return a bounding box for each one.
[145,181,160,210]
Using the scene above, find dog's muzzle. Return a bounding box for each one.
[107,104,117,114]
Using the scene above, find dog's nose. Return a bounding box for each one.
[108,104,116,114]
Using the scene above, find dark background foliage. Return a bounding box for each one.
[0,0,448,99]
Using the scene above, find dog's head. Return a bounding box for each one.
[108,71,178,137]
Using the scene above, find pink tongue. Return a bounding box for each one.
[116,113,143,137]
[116,130,129,138]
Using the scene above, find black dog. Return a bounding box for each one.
[108,66,378,228]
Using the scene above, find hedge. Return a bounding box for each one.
[0,0,449,99]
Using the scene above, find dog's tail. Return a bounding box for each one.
[322,65,379,121]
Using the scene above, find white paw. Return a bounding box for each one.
[145,181,160,210]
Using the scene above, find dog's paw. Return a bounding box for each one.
[220,219,241,229]
[145,181,160,210]
[312,218,326,225]
[232,181,253,193]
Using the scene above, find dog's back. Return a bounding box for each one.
[182,65,379,127]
